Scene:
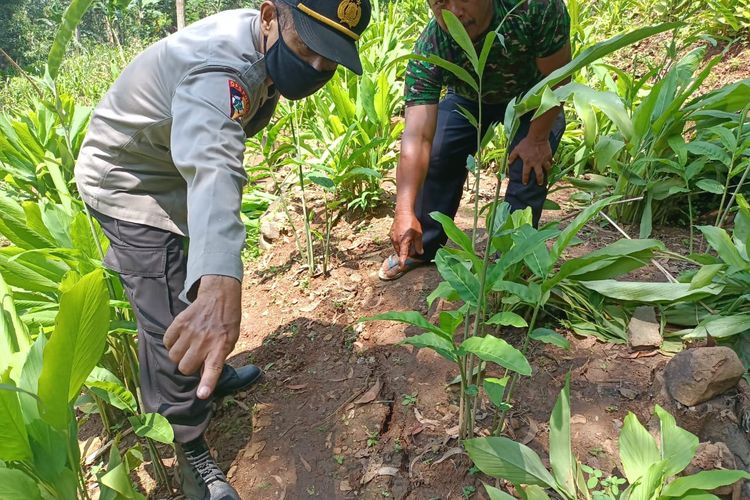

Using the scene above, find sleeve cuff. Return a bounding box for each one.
[180,252,244,303]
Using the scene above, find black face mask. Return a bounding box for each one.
[264,12,336,100]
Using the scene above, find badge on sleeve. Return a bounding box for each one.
[229,80,250,122]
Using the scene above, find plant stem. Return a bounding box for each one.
[291,103,315,276]
[687,188,694,254]
[494,304,540,435]
[717,160,750,229]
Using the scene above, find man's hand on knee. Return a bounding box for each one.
[508,136,553,186]
[164,275,241,400]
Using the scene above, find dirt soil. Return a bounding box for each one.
[119,38,750,498]
[151,178,684,500]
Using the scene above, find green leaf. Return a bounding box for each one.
[580,280,723,303]
[37,270,110,429]
[483,483,516,500]
[491,281,542,305]
[486,312,527,328]
[619,412,660,483]
[431,212,473,254]
[695,179,725,195]
[478,31,497,75]
[27,419,68,486]
[405,53,478,93]
[441,10,478,74]
[47,0,96,80]
[654,405,698,477]
[697,225,748,269]
[438,311,464,335]
[461,335,531,376]
[686,141,731,166]
[518,23,681,115]
[549,376,575,497]
[660,470,750,497]
[0,468,43,500]
[87,367,138,414]
[99,435,146,500]
[361,311,452,341]
[627,459,667,500]
[522,484,552,500]
[401,332,458,363]
[483,377,509,408]
[530,328,570,350]
[427,281,460,308]
[464,437,558,490]
[683,314,750,339]
[128,413,174,444]
[640,192,653,239]
[435,251,481,307]
[0,195,56,250]
[0,380,32,461]
[551,197,617,263]
[689,264,724,290]
[18,334,47,422]
[532,86,562,121]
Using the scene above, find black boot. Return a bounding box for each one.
[214,364,263,399]
[175,436,240,500]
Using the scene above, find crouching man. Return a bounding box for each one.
[75,0,370,497]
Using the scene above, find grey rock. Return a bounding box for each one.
[260,218,281,241]
[628,306,662,349]
[683,442,740,496]
[665,347,745,407]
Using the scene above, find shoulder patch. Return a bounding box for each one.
[229,80,250,122]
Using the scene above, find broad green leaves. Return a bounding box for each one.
[461,335,532,376]
[549,377,575,497]
[37,270,110,429]
[464,436,558,489]
[0,468,43,500]
[128,413,174,444]
[0,382,32,461]
[48,0,97,80]
[660,470,750,497]
[619,412,660,483]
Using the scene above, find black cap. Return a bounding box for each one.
[279,0,371,75]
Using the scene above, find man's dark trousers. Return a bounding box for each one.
[414,91,567,261]
[90,208,211,443]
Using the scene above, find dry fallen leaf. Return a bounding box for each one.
[433,446,464,465]
[299,300,320,313]
[354,378,382,405]
[570,414,587,425]
[340,480,353,492]
[521,417,539,445]
[272,474,286,500]
[247,440,266,459]
[330,366,355,382]
[299,454,312,472]
[619,388,638,400]
[414,408,439,428]
[377,466,399,477]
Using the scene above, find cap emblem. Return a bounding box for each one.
[337,0,362,28]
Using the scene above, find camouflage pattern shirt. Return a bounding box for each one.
[405,0,570,106]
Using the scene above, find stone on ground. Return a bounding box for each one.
[683,442,740,496]
[628,306,661,349]
[664,347,745,407]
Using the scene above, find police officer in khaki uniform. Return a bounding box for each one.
[74,0,370,497]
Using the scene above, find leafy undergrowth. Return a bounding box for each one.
[124,179,747,498]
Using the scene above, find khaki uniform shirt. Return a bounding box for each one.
[75,9,278,301]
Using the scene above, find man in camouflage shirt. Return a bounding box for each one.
[380,0,571,279]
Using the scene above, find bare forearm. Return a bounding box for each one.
[528,104,563,142]
[395,140,432,215]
